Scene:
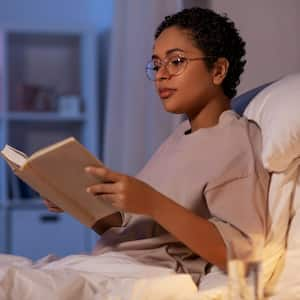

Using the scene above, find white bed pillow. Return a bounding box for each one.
[243,73,300,294]
[244,73,300,172]
[269,165,300,299]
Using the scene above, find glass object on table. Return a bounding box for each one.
[227,237,264,300]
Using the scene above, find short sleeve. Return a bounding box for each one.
[204,173,268,260]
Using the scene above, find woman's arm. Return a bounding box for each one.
[85,166,227,270]
[150,192,227,271]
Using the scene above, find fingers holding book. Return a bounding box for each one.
[85,165,162,216]
[85,166,122,183]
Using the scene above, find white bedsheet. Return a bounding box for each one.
[0,252,199,300]
[2,252,298,300]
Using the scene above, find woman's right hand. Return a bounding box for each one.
[43,199,64,213]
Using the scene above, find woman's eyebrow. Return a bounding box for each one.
[152,48,185,60]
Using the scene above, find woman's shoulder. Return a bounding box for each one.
[212,110,265,179]
[205,110,270,192]
[223,110,263,157]
[216,110,262,147]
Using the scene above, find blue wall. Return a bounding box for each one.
[0,0,114,31]
[0,0,115,256]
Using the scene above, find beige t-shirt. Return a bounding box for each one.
[93,110,270,284]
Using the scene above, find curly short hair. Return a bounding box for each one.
[155,7,246,99]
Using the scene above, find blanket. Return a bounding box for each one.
[0,252,201,300]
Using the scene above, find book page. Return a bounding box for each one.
[29,136,76,161]
[1,145,28,168]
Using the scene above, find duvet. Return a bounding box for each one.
[0,252,202,300]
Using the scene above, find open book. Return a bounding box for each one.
[1,137,120,234]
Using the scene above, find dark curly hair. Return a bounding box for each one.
[155,7,246,99]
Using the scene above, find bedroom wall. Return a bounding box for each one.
[0,0,113,30]
[0,0,114,157]
[210,0,300,94]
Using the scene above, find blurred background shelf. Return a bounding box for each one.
[7,112,86,122]
[6,198,44,208]
[0,28,100,259]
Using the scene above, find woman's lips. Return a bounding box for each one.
[158,88,177,99]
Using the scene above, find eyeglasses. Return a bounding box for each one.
[145,54,214,81]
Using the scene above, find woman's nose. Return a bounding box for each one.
[156,64,171,81]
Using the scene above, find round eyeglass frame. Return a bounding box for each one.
[145,54,215,81]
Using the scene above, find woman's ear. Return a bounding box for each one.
[212,57,229,85]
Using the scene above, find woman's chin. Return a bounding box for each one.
[162,102,184,114]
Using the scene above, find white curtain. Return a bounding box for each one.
[103,0,184,175]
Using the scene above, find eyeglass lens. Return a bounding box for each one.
[146,55,187,81]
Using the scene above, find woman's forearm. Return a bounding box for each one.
[151,193,227,271]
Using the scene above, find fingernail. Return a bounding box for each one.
[86,187,90,193]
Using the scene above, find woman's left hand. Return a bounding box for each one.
[85,166,161,216]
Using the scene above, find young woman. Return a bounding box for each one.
[45,7,269,285]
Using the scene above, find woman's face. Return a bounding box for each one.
[152,26,222,117]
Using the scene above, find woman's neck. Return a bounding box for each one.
[187,95,231,133]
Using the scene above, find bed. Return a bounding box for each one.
[0,73,300,300]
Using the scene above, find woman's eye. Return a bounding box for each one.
[152,62,161,72]
[171,57,185,65]
[153,65,160,72]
